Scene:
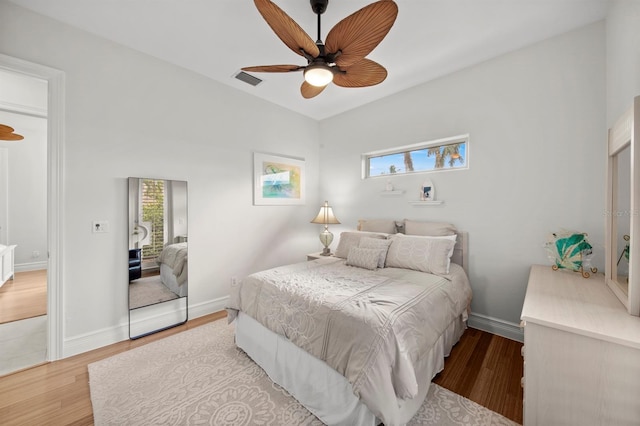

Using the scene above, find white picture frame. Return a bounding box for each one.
[253,152,306,205]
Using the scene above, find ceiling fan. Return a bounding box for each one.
[242,0,398,99]
[0,124,23,141]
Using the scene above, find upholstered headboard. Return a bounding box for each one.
[451,231,469,276]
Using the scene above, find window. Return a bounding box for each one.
[363,134,468,178]
[140,178,166,261]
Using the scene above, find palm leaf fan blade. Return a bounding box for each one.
[253,0,319,58]
[242,65,303,73]
[301,81,326,99]
[0,133,24,141]
[333,58,387,87]
[0,124,16,134]
[325,0,398,68]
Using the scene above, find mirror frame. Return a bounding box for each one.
[128,177,188,339]
[606,96,640,316]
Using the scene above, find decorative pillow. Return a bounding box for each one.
[335,231,388,259]
[357,219,398,234]
[385,234,456,275]
[404,220,457,236]
[346,247,381,270]
[359,237,393,268]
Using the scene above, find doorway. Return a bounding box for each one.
[0,53,64,374]
[0,69,48,375]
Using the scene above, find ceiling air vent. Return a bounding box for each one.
[234,71,262,87]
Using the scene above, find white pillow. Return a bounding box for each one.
[357,219,398,234]
[335,231,388,259]
[359,237,392,268]
[346,247,381,270]
[404,220,457,236]
[385,234,456,275]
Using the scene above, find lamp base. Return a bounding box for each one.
[318,229,334,256]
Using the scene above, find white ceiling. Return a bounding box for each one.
[9,0,610,120]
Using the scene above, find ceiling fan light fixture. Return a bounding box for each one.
[304,64,334,87]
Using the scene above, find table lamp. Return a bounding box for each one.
[310,200,340,255]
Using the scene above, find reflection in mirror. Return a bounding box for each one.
[606,96,640,316]
[614,145,631,293]
[128,177,188,339]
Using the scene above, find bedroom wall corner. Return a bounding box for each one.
[606,0,640,126]
[317,21,606,329]
[0,1,323,357]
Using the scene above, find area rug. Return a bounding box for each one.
[128,275,178,309]
[88,319,519,425]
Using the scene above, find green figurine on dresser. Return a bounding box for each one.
[545,231,598,278]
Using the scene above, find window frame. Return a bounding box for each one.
[362,134,469,179]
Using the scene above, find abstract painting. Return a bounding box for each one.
[253,153,305,205]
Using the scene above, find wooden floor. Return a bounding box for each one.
[0,313,523,425]
[433,327,524,424]
[0,270,47,324]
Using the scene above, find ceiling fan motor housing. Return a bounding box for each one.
[310,0,328,15]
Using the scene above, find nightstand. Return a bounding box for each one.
[307,252,333,261]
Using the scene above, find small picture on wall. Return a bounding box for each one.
[253,152,306,205]
[423,186,432,200]
[421,178,435,201]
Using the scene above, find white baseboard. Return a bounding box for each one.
[189,295,229,320]
[468,312,524,343]
[15,261,47,272]
[63,295,230,358]
[63,300,519,359]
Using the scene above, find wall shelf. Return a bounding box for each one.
[408,200,444,206]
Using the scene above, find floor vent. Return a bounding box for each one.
[234,71,262,87]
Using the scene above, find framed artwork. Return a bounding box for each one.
[253,152,305,205]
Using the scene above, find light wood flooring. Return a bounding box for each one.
[0,312,523,425]
[0,270,47,324]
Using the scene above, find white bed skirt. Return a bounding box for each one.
[160,263,187,297]
[235,311,467,426]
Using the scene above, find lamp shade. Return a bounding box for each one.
[311,201,340,225]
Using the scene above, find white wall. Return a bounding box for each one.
[606,0,640,125]
[0,1,322,355]
[0,0,614,354]
[319,22,606,330]
[0,110,47,268]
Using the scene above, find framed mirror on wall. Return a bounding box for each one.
[606,96,640,316]
[128,177,188,339]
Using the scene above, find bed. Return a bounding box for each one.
[227,220,472,426]
[156,242,188,297]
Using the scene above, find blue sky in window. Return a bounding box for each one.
[369,143,466,176]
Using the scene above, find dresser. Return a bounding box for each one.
[0,244,16,287]
[521,265,640,425]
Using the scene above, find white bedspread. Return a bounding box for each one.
[227,258,472,425]
[157,242,187,285]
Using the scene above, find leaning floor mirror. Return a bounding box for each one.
[128,177,188,339]
[606,96,640,316]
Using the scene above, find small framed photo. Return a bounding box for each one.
[253,152,306,205]
[423,186,432,200]
[421,178,435,201]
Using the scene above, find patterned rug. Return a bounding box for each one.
[88,319,519,425]
[128,275,178,309]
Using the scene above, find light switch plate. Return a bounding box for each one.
[92,220,109,233]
